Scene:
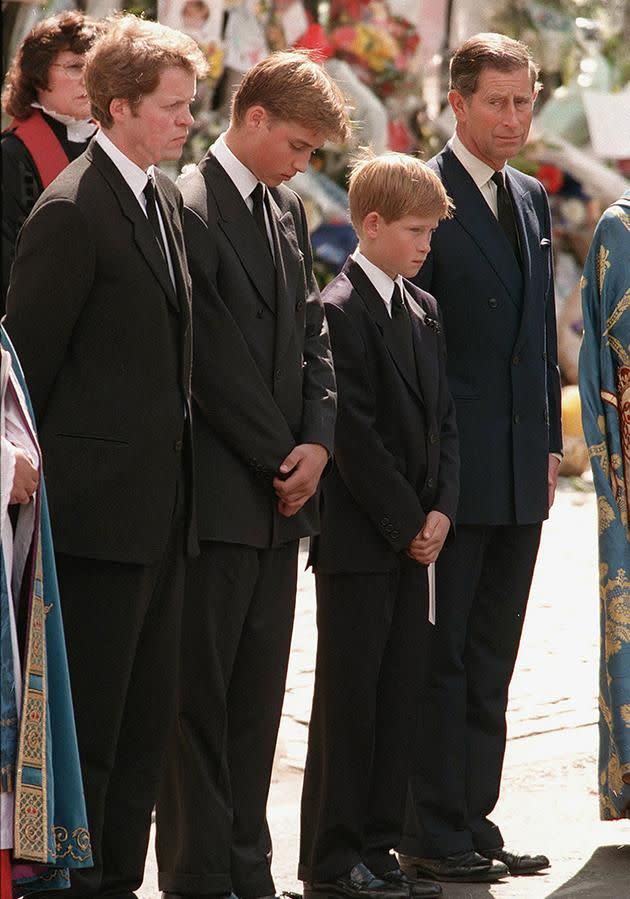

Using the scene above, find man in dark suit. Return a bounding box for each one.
[156,51,351,899]
[298,151,458,899]
[398,33,562,884]
[4,16,208,898]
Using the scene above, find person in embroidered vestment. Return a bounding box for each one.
[0,325,92,896]
[1,11,102,310]
[579,189,630,821]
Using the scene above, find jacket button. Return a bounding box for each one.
[512,354,520,365]
[174,440,183,452]
[275,369,281,380]
[429,432,437,444]
[488,297,498,308]
[427,477,435,488]
[257,308,264,318]
[296,300,304,311]
[513,413,520,424]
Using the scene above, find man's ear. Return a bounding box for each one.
[448,89,466,122]
[109,97,128,124]
[245,105,268,130]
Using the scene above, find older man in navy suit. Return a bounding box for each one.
[398,33,562,884]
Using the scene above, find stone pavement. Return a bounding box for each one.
[140,481,630,899]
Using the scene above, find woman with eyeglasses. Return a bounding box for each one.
[1,12,103,310]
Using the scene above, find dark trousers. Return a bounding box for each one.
[299,560,429,883]
[156,540,299,899]
[36,506,186,899]
[400,522,542,859]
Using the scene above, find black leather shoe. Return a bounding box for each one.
[399,850,508,883]
[304,863,408,899]
[379,869,442,897]
[479,848,550,875]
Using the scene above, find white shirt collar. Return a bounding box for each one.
[450,131,502,190]
[351,249,404,315]
[94,129,154,204]
[210,132,259,202]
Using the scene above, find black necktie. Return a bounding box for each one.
[491,170,520,263]
[250,182,271,254]
[390,283,417,382]
[143,177,167,261]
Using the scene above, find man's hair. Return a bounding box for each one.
[231,50,351,144]
[85,14,208,129]
[2,11,103,120]
[449,32,540,97]
[347,151,454,233]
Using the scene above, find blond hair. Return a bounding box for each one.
[348,151,454,233]
[231,50,351,144]
[450,32,540,97]
[85,14,208,129]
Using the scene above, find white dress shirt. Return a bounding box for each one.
[449,132,505,219]
[94,130,176,287]
[211,133,275,260]
[351,249,405,318]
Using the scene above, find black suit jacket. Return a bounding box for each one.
[177,151,336,548]
[5,139,194,564]
[312,258,459,573]
[414,145,562,526]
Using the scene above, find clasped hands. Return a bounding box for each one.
[273,443,328,517]
[406,509,450,565]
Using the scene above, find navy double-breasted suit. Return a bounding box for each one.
[400,143,561,860]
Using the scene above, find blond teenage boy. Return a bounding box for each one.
[298,152,459,899]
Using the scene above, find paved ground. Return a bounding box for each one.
[141,480,630,899]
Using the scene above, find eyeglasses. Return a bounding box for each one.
[51,62,85,79]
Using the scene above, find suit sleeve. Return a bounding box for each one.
[325,301,426,551]
[184,205,297,476]
[541,189,563,455]
[294,194,337,454]
[4,199,95,422]
[432,304,459,526]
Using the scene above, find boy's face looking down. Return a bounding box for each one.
[360,212,440,281]
[238,107,326,187]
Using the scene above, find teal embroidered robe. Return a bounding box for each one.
[579,190,630,820]
[0,326,93,891]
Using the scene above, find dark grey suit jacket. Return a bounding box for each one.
[5,139,195,563]
[414,145,562,526]
[177,152,336,548]
[312,258,459,573]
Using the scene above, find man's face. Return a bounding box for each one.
[449,65,536,170]
[112,66,196,170]
[246,112,327,187]
[367,213,439,281]
[40,50,91,120]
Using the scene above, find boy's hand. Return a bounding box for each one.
[406,510,451,565]
[273,443,328,517]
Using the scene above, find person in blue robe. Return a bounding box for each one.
[0,325,92,893]
[579,189,630,821]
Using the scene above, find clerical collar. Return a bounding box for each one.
[31,102,97,143]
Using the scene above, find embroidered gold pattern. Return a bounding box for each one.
[54,825,92,861]
[621,705,630,726]
[14,538,48,861]
[598,496,616,534]
[596,245,610,291]
[602,568,630,658]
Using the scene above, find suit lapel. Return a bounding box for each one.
[508,171,541,355]
[268,191,301,368]
[438,147,523,309]
[345,260,424,405]
[201,155,276,313]
[88,142,178,310]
